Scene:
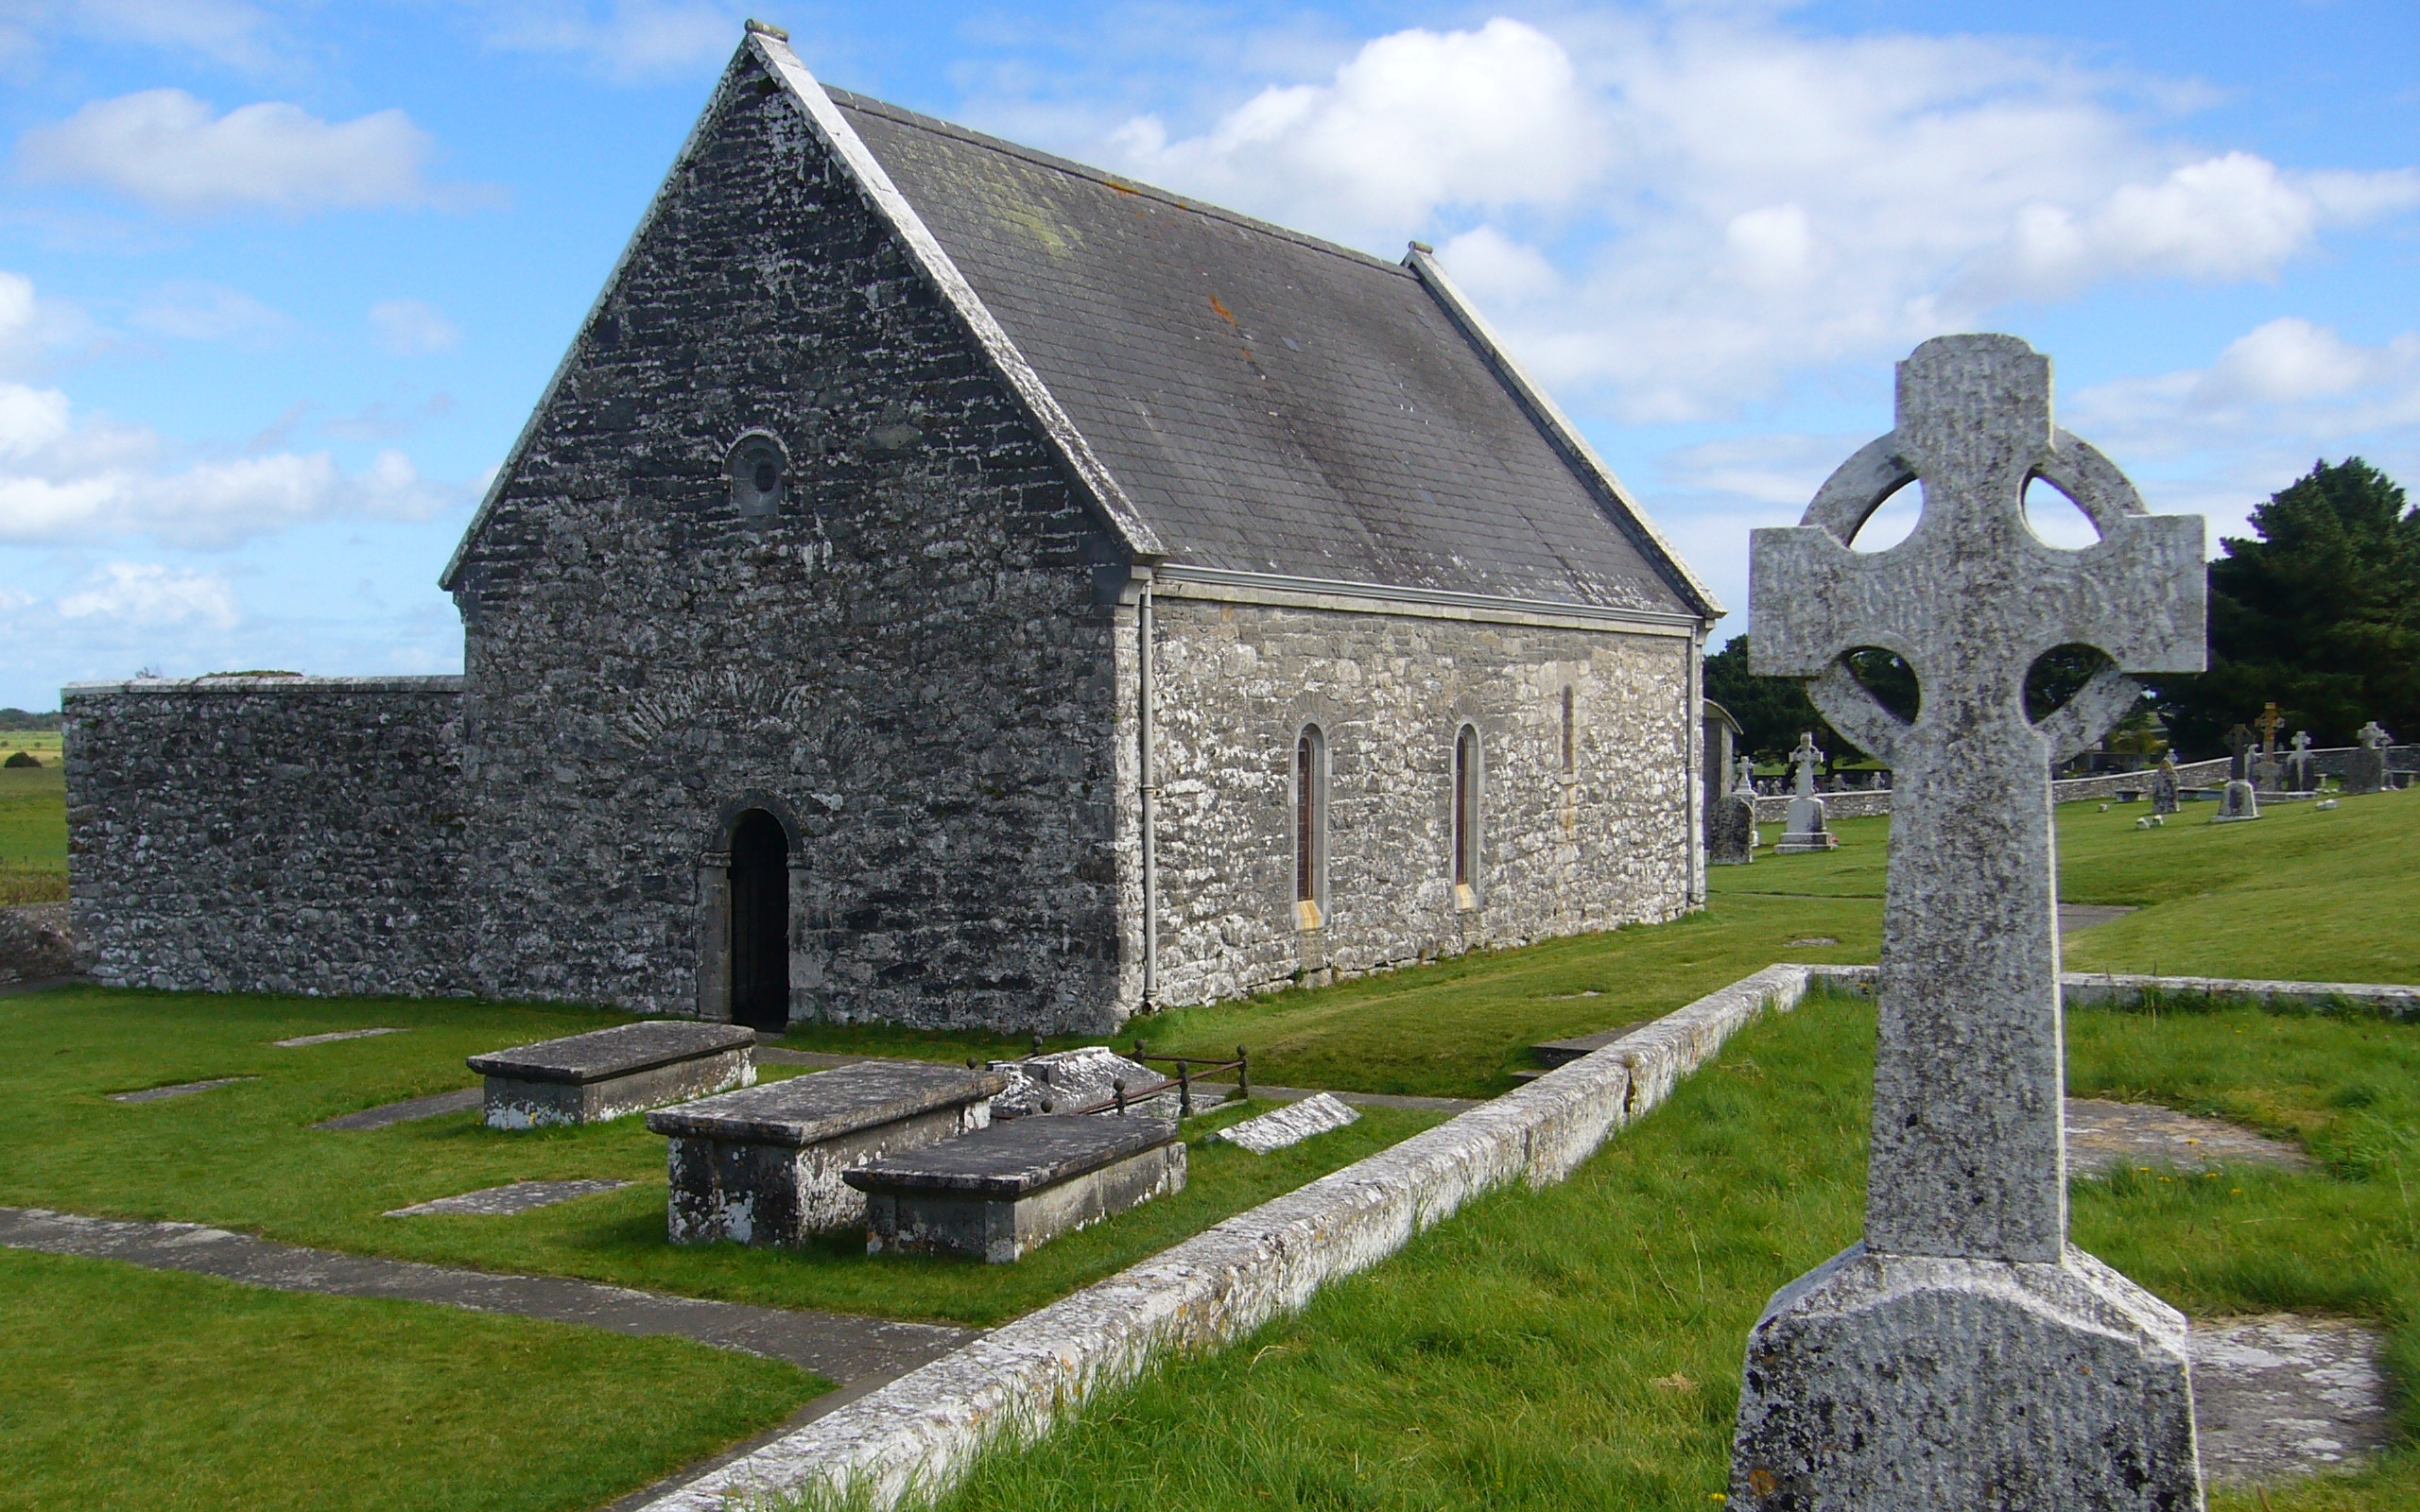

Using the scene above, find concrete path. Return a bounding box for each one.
[0,1206,975,1384]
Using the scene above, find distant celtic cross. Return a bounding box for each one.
[1752,333,2204,1260]
[1789,732,1824,799]
[2256,701,2284,755]
[1732,335,2207,1512]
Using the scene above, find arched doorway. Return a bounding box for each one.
[727,809,790,1030]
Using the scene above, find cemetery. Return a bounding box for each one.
[2,40,2415,1506]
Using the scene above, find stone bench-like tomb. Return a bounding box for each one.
[844,1113,1185,1263]
[467,1021,756,1129]
[647,1060,1007,1247]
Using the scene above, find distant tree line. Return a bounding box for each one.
[0,709,62,732]
[1704,458,2418,764]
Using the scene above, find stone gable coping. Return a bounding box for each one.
[62,676,464,697]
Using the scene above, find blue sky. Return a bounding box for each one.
[0,0,2413,710]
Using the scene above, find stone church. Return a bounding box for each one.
[63,24,1721,1034]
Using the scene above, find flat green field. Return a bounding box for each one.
[0,1246,818,1512]
[0,764,65,905]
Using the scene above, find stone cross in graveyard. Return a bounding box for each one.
[2255,701,2284,755]
[1731,335,2207,1510]
[2227,724,2256,782]
[2348,720,2394,795]
[2288,730,2315,792]
[1789,731,1823,795]
[1776,731,1840,852]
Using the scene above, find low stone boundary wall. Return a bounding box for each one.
[63,676,469,997]
[1807,964,2420,1020]
[1751,756,2240,824]
[637,962,1829,1511]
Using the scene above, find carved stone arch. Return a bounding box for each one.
[696,789,809,1025]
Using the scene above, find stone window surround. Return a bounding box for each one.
[1451,722,1484,911]
[695,790,810,1024]
[727,430,790,518]
[1292,723,1328,932]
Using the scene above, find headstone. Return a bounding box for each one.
[2150,758,2180,816]
[647,1059,1008,1246]
[2346,721,2393,795]
[1775,732,1839,852]
[844,1113,1185,1263]
[1704,698,1745,863]
[1734,334,2206,1509]
[2286,730,2315,794]
[2217,724,2260,821]
[467,1021,757,1128]
[2252,705,2286,792]
[1217,1091,1359,1153]
[1710,752,1760,867]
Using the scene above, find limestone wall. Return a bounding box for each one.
[62,677,468,996]
[1128,593,1698,1006]
[445,59,1121,1032]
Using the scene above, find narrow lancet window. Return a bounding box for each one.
[1561,686,1577,778]
[1295,726,1326,931]
[1452,724,1481,908]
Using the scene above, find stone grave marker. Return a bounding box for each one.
[2347,721,2392,795]
[2253,702,2286,792]
[1775,732,1839,852]
[2150,756,2181,816]
[2218,724,2260,821]
[1704,700,1756,866]
[2286,730,2315,794]
[1734,333,2207,1510]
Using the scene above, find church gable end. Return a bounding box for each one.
[446,42,1126,1030]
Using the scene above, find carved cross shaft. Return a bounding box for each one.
[1751,335,2204,1262]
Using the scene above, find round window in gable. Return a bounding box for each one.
[728,434,788,517]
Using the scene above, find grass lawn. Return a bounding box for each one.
[0,986,1437,1328]
[926,988,2420,1512]
[0,763,65,905]
[0,1245,821,1512]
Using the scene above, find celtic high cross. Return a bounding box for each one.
[1751,334,2203,1260]
[1732,336,2209,1512]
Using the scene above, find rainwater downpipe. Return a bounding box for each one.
[1138,575,1160,1010]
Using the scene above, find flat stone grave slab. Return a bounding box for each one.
[1217,1092,1357,1153]
[317,1087,482,1131]
[2057,903,2136,935]
[2065,1097,2310,1177]
[387,1178,632,1217]
[845,1113,1184,1263]
[468,1021,757,1129]
[648,1061,1007,1247]
[1533,1021,1656,1069]
[988,1046,1178,1120]
[109,1076,257,1104]
[275,1027,406,1048]
[2191,1314,2391,1484]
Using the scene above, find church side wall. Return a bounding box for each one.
[62,678,468,997]
[1124,596,1697,1008]
[450,60,1120,1032]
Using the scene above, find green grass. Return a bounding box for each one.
[0,986,1435,1328]
[924,989,2420,1512]
[0,1245,820,1512]
[0,763,65,905]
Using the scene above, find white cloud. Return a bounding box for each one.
[0,266,93,377]
[131,280,294,345]
[475,1,744,84]
[16,90,499,216]
[59,561,242,629]
[2070,318,2420,455]
[1109,19,1605,243]
[0,379,460,547]
[0,0,282,73]
[1089,14,2420,423]
[368,299,460,355]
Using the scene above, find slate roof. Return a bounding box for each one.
[828,91,1709,619]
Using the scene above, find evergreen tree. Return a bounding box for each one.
[2148,458,2420,756]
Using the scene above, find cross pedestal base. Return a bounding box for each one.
[1730,1243,2204,1512]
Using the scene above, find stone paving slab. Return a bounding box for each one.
[315,1087,481,1130]
[275,1027,406,1047]
[385,1179,632,1216]
[1218,1093,1359,1154]
[2191,1314,2391,1484]
[0,1206,975,1383]
[2065,1098,2311,1177]
[2057,903,2137,934]
[108,1076,257,1104]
